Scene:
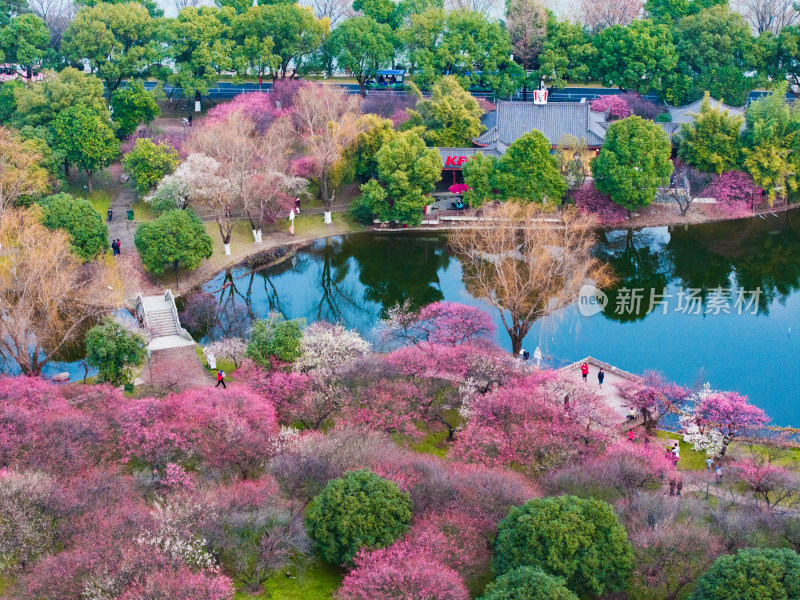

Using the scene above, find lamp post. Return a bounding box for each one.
[147,350,152,383]
[705,457,714,500]
[83,185,88,201]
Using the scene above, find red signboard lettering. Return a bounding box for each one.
[444,156,468,167]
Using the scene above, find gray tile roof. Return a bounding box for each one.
[493,100,606,148]
[668,97,746,125]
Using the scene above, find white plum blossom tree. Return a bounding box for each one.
[294,322,370,377]
[203,338,248,369]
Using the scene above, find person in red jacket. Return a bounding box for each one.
[215,369,226,389]
[580,362,589,382]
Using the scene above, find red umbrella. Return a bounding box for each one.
[448,183,470,194]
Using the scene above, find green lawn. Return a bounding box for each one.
[656,431,709,471]
[234,560,343,600]
[409,429,450,458]
[130,199,153,221]
[195,345,237,379]
[290,212,361,237]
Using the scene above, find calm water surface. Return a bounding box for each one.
[187,212,800,426]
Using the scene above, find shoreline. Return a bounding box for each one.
[169,203,800,295]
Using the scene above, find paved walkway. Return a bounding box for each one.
[560,357,641,422]
[140,345,212,392]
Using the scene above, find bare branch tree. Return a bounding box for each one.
[578,0,643,32]
[734,0,800,33]
[0,208,119,376]
[507,0,548,100]
[449,203,612,354]
[293,85,361,225]
[0,127,51,217]
[445,0,502,16]
[27,0,76,46]
[301,0,355,27]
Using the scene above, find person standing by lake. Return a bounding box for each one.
[581,362,589,382]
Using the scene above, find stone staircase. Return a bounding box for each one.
[135,290,195,351]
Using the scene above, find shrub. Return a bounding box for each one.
[494,495,633,598]
[0,470,57,573]
[708,170,763,217]
[572,183,627,226]
[247,314,304,366]
[40,193,108,261]
[690,547,800,600]
[480,567,578,600]
[85,317,147,387]
[305,469,413,566]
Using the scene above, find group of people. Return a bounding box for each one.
[111,239,122,255]
[580,362,604,386]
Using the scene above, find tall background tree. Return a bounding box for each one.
[327,16,393,96]
[506,0,547,100]
[0,14,49,78]
[61,2,156,99]
[52,105,119,192]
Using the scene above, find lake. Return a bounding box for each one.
[186,211,800,426]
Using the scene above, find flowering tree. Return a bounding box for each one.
[616,372,691,432]
[708,170,763,217]
[451,371,614,472]
[116,387,279,476]
[573,182,628,226]
[203,338,248,369]
[338,547,469,600]
[293,84,362,224]
[681,385,769,458]
[730,458,800,509]
[295,322,370,377]
[590,95,632,120]
[382,301,496,348]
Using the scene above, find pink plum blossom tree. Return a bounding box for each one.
[590,95,632,120]
[382,301,496,347]
[573,182,628,226]
[616,372,691,432]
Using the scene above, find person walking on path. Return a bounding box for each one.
[676,478,683,496]
[215,369,226,389]
[581,362,589,382]
[111,240,118,255]
[598,368,605,386]
[295,196,301,213]
[116,239,121,254]
[107,208,113,222]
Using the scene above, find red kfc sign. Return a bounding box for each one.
[444,155,469,167]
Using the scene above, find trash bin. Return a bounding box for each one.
[127,209,134,221]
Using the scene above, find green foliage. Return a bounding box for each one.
[52,105,119,185]
[645,0,726,23]
[134,209,213,276]
[494,130,567,204]
[347,114,396,182]
[61,3,157,96]
[591,115,673,211]
[111,81,160,139]
[360,129,442,225]
[40,193,109,261]
[0,14,49,74]
[327,16,394,93]
[350,194,375,225]
[494,495,634,599]
[462,152,498,208]
[0,80,19,123]
[12,67,110,130]
[740,82,800,202]
[404,76,485,147]
[246,316,305,365]
[480,567,579,600]
[690,548,800,600]
[148,178,188,217]
[258,3,327,79]
[407,9,523,96]
[85,317,147,387]
[593,20,677,95]
[305,469,412,566]
[166,6,235,98]
[122,138,179,195]
[353,0,400,28]
[537,16,595,89]
[671,5,757,106]
[678,93,743,174]
[230,5,278,79]
[81,0,162,18]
